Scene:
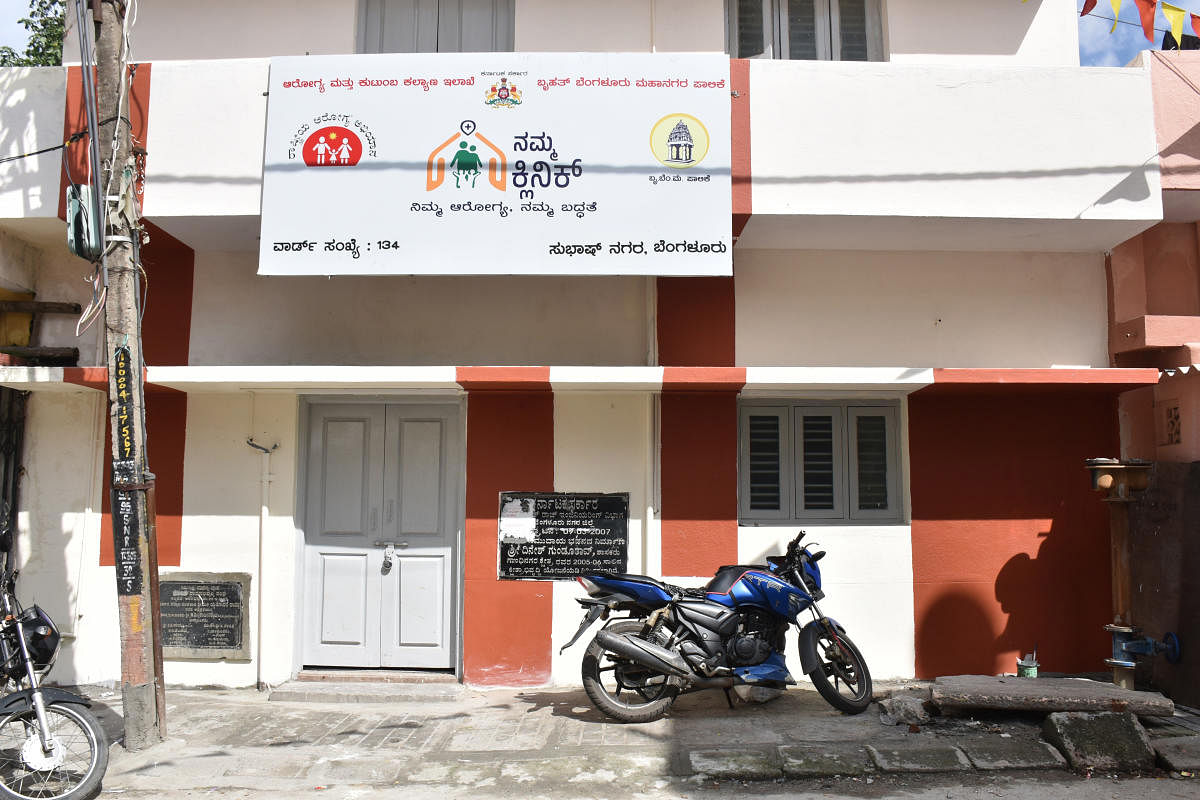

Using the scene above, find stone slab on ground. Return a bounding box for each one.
[1042,711,1156,771]
[933,675,1174,717]
[687,749,781,780]
[866,742,971,773]
[958,737,1067,770]
[267,680,466,703]
[1154,735,1200,771]
[778,743,874,777]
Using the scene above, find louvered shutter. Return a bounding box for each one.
[739,407,791,519]
[849,406,898,520]
[794,407,845,519]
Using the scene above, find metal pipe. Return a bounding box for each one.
[246,437,277,691]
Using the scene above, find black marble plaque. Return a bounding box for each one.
[497,492,628,580]
[160,573,251,660]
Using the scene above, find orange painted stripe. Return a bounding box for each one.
[462,390,554,685]
[456,366,551,391]
[660,391,740,577]
[932,368,1159,385]
[662,366,746,391]
[656,278,737,367]
[730,58,751,239]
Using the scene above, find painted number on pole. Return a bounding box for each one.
[110,345,142,596]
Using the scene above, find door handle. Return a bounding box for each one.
[374,540,408,576]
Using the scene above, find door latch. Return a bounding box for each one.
[374,540,408,575]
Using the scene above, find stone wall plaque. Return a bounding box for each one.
[160,572,251,661]
[497,492,628,580]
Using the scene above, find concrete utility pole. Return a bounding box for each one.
[93,0,166,749]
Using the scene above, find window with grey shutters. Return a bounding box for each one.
[358,0,514,53]
[727,0,883,61]
[739,402,900,522]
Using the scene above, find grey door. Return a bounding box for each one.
[303,402,460,668]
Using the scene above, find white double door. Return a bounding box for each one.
[303,402,460,668]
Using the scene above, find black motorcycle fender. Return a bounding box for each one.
[797,618,846,676]
[0,687,93,713]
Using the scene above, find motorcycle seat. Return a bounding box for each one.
[706,564,770,594]
[587,571,704,598]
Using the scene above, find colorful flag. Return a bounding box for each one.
[1081,0,1097,15]
[1110,0,1123,33]
[1133,0,1158,41]
[1163,2,1188,43]
[1193,11,1200,36]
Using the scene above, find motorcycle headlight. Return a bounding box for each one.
[18,606,60,675]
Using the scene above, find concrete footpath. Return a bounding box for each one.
[79,679,1200,797]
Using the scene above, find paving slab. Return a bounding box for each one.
[1043,711,1156,771]
[687,748,781,780]
[779,742,874,777]
[932,675,1174,716]
[958,736,1068,770]
[1154,735,1200,771]
[866,742,972,773]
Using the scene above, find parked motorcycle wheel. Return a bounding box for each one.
[0,702,109,800]
[805,627,873,714]
[582,619,682,723]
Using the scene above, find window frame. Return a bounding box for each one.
[357,0,515,55]
[738,399,903,525]
[725,0,885,61]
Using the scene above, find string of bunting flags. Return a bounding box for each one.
[1047,0,1200,42]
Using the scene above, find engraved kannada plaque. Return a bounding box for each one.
[160,572,251,661]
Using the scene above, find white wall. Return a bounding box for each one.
[166,392,298,687]
[736,524,914,679]
[0,68,65,222]
[142,59,269,220]
[188,251,651,366]
[550,393,652,684]
[747,59,1160,227]
[516,0,725,52]
[735,249,1110,368]
[17,391,118,686]
[886,0,1079,66]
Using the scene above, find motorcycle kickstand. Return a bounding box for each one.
[723,688,735,710]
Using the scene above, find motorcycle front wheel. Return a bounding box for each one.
[0,702,108,800]
[581,619,681,723]
[805,626,873,714]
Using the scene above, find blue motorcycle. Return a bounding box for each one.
[561,531,872,722]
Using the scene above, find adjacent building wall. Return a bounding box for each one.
[0,68,65,222]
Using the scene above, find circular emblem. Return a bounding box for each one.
[302,126,363,167]
[650,113,710,169]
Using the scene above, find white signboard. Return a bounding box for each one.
[259,53,731,276]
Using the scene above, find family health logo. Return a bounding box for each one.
[302,126,362,167]
[286,115,378,166]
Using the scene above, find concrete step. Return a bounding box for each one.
[268,679,466,703]
[931,675,1175,717]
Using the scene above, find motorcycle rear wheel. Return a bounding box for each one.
[582,619,681,723]
[805,627,873,714]
[0,702,108,800]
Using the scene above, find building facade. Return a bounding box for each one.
[0,0,1173,689]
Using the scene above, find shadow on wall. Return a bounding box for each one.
[915,521,1110,678]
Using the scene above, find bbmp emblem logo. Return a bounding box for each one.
[426,120,507,191]
[650,114,710,169]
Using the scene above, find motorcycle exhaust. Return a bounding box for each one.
[594,629,693,678]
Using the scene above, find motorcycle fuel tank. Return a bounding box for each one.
[706,569,811,620]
